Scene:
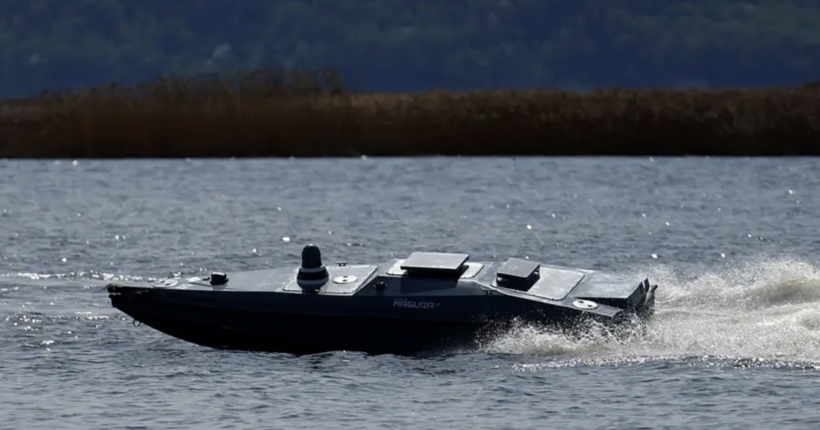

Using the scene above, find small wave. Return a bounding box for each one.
[0,271,155,292]
[482,255,820,366]
[7,256,820,365]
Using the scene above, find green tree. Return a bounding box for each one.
[0,0,819,98]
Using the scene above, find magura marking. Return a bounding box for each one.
[393,298,440,309]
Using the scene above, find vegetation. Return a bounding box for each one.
[2,0,819,157]
[2,0,820,98]
[2,68,819,158]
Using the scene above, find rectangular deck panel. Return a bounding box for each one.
[524,267,586,301]
[399,252,470,275]
[497,258,540,280]
[388,260,484,278]
[282,265,378,295]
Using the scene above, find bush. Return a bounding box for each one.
[2,67,819,157]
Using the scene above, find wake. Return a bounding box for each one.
[5,256,820,366]
[482,255,820,367]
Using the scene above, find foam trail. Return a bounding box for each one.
[0,271,150,291]
[482,256,820,365]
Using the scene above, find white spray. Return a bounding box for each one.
[482,255,820,366]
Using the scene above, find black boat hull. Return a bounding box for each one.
[108,285,619,355]
[115,299,484,355]
[106,246,658,355]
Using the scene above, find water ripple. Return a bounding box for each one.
[3,157,820,429]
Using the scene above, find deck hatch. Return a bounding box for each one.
[399,252,470,276]
[497,258,540,280]
[526,267,586,301]
[495,258,541,291]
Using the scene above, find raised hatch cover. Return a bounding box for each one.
[400,251,470,274]
[497,258,540,280]
[526,267,586,301]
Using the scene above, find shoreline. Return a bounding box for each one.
[2,70,819,158]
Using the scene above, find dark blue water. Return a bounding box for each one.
[3,157,820,429]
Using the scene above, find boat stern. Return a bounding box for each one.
[569,272,659,319]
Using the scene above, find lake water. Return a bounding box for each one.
[2,157,820,429]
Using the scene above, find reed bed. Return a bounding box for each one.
[1,67,819,158]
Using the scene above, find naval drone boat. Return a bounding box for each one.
[106,244,658,355]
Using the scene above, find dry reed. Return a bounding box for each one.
[1,67,820,158]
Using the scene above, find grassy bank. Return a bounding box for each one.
[1,67,819,158]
